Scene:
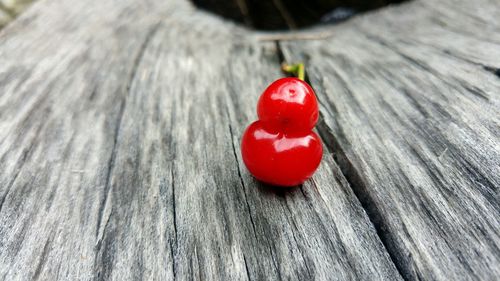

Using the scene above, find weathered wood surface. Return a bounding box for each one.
[0,0,402,280]
[0,0,498,280]
[281,0,500,280]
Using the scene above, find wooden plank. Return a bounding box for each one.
[0,0,402,280]
[282,0,500,280]
[0,0,180,279]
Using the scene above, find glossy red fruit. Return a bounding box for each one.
[241,77,323,187]
[257,78,319,134]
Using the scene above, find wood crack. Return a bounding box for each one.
[276,39,409,280]
[314,115,410,281]
[170,164,179,281]
[242,254,252,281]
[222,98,260,243]
[438,50,500,80]
[92,23,161,281]
[94,98,125,240]
[94,22,161,240]
[170,165,178,244]
[483,66,500,78]
[382,33,500,81]
[169,239,177,281]
[359,31,491,101]
[227,122,259,241]
[276,38,409,280]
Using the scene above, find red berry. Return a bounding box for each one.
[241,77,323,187]
[257,78,319,134]
[241,121,323,186]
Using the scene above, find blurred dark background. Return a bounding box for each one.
[191,0,407,30]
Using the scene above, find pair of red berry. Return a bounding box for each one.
[241,73,323,187]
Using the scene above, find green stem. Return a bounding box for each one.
[281,62,305,81]
[297,63,305,81]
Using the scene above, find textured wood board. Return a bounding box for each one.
[0,0,499,279]
[282,0,500,280]
[0,0,403,280]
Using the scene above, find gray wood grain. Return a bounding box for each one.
[0,0,403,280]
[282,0,500,280]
